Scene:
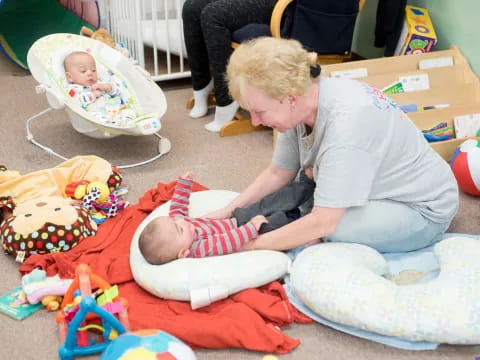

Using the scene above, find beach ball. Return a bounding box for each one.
[450,139,480,196]
[100,329,196,360]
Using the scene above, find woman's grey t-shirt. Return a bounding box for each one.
[273,77,458,223]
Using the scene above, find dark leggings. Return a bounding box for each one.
[182,0,276,106]
[234,170,316,233]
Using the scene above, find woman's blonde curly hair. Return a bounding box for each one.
[227,37,318,103]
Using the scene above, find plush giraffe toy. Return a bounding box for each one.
[80,26,130,58]
[80,26,116,48]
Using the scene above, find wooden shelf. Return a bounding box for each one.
[322,45,480,161]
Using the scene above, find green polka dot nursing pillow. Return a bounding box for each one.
[290,237,480,344]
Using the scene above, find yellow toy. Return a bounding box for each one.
[80,26,130,58]
[42,295,63,311]
[80,26,115,48]
[65,181,111,203]
[64,180,127,225]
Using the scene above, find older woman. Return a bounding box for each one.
[208,37,459,253]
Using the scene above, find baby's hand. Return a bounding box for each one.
[181,171,194,181]
[92,83,113,93]
[304,166,314,180]
[93,89,103,98]
[250,215,268,231]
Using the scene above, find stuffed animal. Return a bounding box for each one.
[1,196,97,262]
[64,180,127,224]
[0,156,123,263]
[80,26,116,48]
[65,181,111,202]
[80,26,129,58]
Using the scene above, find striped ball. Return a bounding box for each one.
[451,139,480,196]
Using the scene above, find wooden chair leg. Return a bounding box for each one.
[186,97,195,110]
[186,91,216,110]
[207,93,216,107]
[219,111,270,137]
[185,93,269,136]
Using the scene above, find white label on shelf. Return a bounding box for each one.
[453,113,480,138]
[399,73,430,92]
[330,68,368,79]
[418,56,454,70]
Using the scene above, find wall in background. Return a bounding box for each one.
[351,0,383,59]
[351,0,479,76]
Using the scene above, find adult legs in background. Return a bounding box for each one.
[183,0,277,130]
[323,200,451,253]
[201,0,276,131]
[182,0,217,118]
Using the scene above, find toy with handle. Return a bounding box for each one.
[56,264,130,360]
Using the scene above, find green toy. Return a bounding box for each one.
[0,0,97,69]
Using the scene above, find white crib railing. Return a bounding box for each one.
[103,0,191,81]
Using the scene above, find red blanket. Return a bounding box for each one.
[20,181,312,353]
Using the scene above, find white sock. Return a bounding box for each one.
[189,79,214,118]
[205,101,239,132]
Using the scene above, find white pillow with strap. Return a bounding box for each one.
[130,190,291,309]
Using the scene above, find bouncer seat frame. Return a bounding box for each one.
[26,33,171,169]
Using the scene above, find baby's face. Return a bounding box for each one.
[157,216,195,258]
[65,53,98,86]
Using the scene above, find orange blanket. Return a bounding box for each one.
[20,181,312,353]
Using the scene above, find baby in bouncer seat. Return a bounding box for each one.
[64,51,135,127]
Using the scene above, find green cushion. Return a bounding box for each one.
[0,0,94,69]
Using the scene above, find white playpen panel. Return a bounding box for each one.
[103,0,191,81]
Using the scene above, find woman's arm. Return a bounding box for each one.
[243,205,346,251]
[206,164,298,218]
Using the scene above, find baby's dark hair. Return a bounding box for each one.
[138,218,175,265]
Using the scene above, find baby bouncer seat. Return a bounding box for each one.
[26,33,171,168]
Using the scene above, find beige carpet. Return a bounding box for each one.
[1,55,479,360]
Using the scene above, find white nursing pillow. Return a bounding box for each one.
[130,190,292,309]
[290,237,480,344]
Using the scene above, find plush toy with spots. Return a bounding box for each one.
[0,156,122,263]
[65,180,127,224]
[80,185,127,224]
[1,196,98,263]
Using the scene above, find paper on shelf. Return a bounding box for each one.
[453,113,480,138]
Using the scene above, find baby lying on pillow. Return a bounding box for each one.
[64,51,135,127]
[139,170,315,264]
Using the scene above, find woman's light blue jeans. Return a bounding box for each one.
[323,200,452,253]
